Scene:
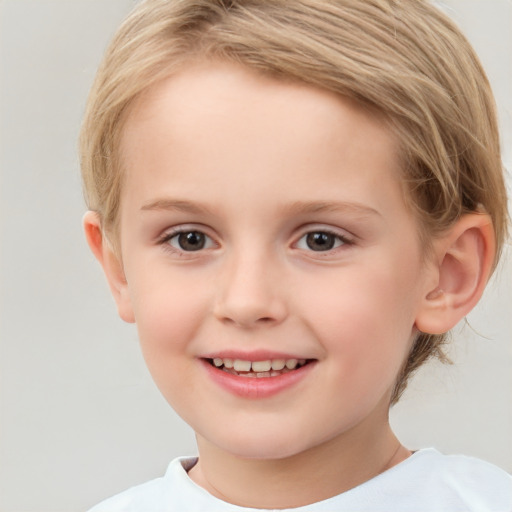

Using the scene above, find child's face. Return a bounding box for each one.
[113,62,434,460]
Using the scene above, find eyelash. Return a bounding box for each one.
[295,229,353,253]
[157,227,354,255]
[157,227,216,255]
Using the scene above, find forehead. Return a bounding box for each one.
[118,61,406,219]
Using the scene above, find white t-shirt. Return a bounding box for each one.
[88,448,512,511]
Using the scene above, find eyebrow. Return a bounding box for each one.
[140,198,213,215]
[283,200,381,218]
[140,198,381,218]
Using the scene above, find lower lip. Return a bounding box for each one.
[200,359,316,399]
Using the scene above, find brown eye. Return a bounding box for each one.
[305,232,337,251]
[169,231,209,251]
[296,230,349,252]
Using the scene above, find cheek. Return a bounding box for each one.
[127,269,210,359]
[298,263,419,378]
[128,275,210,411]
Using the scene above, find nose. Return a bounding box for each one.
[213,250,288,328]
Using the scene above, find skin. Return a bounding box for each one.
[85,61,495,508]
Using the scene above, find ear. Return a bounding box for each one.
[83,211,135,323]
[415,213,495,335]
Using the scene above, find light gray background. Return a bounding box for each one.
[0,1,510,511]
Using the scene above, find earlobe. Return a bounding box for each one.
[415,213,495,335]
[83,211,135,323]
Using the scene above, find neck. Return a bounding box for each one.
[188,411,410,509]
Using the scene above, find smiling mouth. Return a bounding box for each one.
[205,357,313,378]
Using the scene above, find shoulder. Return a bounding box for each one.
[384,448,512,511]
[87,478,165,512]
[413,448,511,487]
[87,457,198,512]
[314,449,512,512]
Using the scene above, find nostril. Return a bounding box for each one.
[213,291,288,327]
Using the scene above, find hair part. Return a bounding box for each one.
[80,0,509,404]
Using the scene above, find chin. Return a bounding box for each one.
[210,429,318,461]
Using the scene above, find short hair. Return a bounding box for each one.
[80,0,509,404]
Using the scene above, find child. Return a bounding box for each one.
[81,0,511,510]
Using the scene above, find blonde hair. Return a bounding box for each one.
[80,0,509,403]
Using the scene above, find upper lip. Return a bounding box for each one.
[199,350,314,361]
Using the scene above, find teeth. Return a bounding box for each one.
[271,359,286,371]
[233,359,251,372]
[251,360,271,372]
[211,357,306,373]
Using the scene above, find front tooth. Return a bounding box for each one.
[251,360,271,372]
[213,358,223,367]
[233,359,251,372]
[223,358,234,368]
[271,359,286,371]
[285,358,298,369]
